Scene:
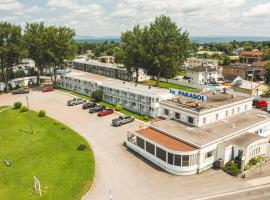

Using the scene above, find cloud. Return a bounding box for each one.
[243,2,270,17]
[0,0,23,11]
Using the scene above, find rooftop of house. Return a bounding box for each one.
[186,66,218,73]
[62,70,113,82]
[150,109,270,147]
[136,127,198,152]
[224,63,265,70]
[160,90,250,113]
[240,50,263,57]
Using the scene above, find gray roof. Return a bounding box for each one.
[187,66,218,72]
[224,133,267,148]
[151,109,270,147]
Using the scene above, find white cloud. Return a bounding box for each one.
[243,2,270,17]
[0,0,23,11]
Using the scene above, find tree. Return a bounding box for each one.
[144,15,190,86]
[120,25,146,82]
[0,22,27,91]
[91,90,103,101]
[24,22,47,85]
[265,62,270,84]
[43,26,77,88]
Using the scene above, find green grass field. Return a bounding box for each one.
[141,80,197,92]
[0,108,95,200]
[57,88,153,122]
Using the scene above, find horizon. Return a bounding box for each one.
[1,0,270,37]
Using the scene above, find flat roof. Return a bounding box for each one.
[62,70,112,82]
[224,133,266,148]
[136,128,197,152]
[102,79,169,98]
[151,109,270,147]
[73,58,125,70]
[160,91,250,112]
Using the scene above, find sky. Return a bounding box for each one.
[0,0,270,37]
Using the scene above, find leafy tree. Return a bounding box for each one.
[43,26,77,88]
[0,22,27,91]
[120,25,146,82]
[265,62,270,84]
[144,15,190,86]
[24,22,47,85]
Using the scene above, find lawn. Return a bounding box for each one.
[141,80,197,92]
[57,88,153,122]
[0,108,95,200]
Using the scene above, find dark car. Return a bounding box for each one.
[82,102,97,109]
[12,88,29,95]
[67,98,86,106]
[89,105,105,113]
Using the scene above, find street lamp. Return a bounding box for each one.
[26,96,33,134]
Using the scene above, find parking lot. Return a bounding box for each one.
[0,90,255,200]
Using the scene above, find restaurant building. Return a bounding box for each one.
[126,90,270,175]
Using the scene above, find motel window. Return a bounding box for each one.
[188,116,194,125]
[232,109,235,115]
[168,153,174,165]
[174,155,182,166]
[203,118,206,124]
[136,137,145,150]
[156,147,166,162]
[238,107,240,113]
[205,150,215,160]
[216,114,219,120]
[164,109,169,116]
[245,105,248,111]
[146,141,155,155]
[182,155,190,167]
[226,111,229,117]
[175,112,180,119]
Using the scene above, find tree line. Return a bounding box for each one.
[0,22,77,91]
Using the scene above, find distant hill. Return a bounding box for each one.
[74,35,270,44]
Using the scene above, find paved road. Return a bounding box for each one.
[0,91,267,200]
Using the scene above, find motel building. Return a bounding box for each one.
[125,89,270,175]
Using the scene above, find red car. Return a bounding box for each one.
[256,100,268,108]
[41,87,54,92]
[97,109,114,117]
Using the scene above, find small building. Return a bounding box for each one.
[0,76,37,91]
[240,50,262,64]
[13,58,36,75]
[186,67,223,85]
[232,78,269,96]
[97,56,115,64]
[196,51,224,57]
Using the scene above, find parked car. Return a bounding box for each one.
[67,98,86,106]
[112,115,134,126]
[12,88,29,95]
[89,105,105,113]
[82,102,97,109]
[97,109,114,117]
[41,87,54,92]
[256,100,268,109]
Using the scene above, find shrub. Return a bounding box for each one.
[91,90,103,101]
[142,115,149,121]
[19,106,28,113]
[38,110,46,117]
[225,161,241,176]
[13,101,22,109]
[244,163,252,171]
[249,156,264,166]
[115,105,123,111]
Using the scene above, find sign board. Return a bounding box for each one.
[169,88,208,102]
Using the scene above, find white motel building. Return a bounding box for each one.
[59,70,171,116]
[126,89,270,175]
[59,70,270,176]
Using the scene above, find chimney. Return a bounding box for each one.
[149,86,151,89]
[123,81,125,84]
[135,83,137,87]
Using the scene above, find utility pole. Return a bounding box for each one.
[26,96,33,134]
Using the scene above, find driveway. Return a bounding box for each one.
[0,91,256,200]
